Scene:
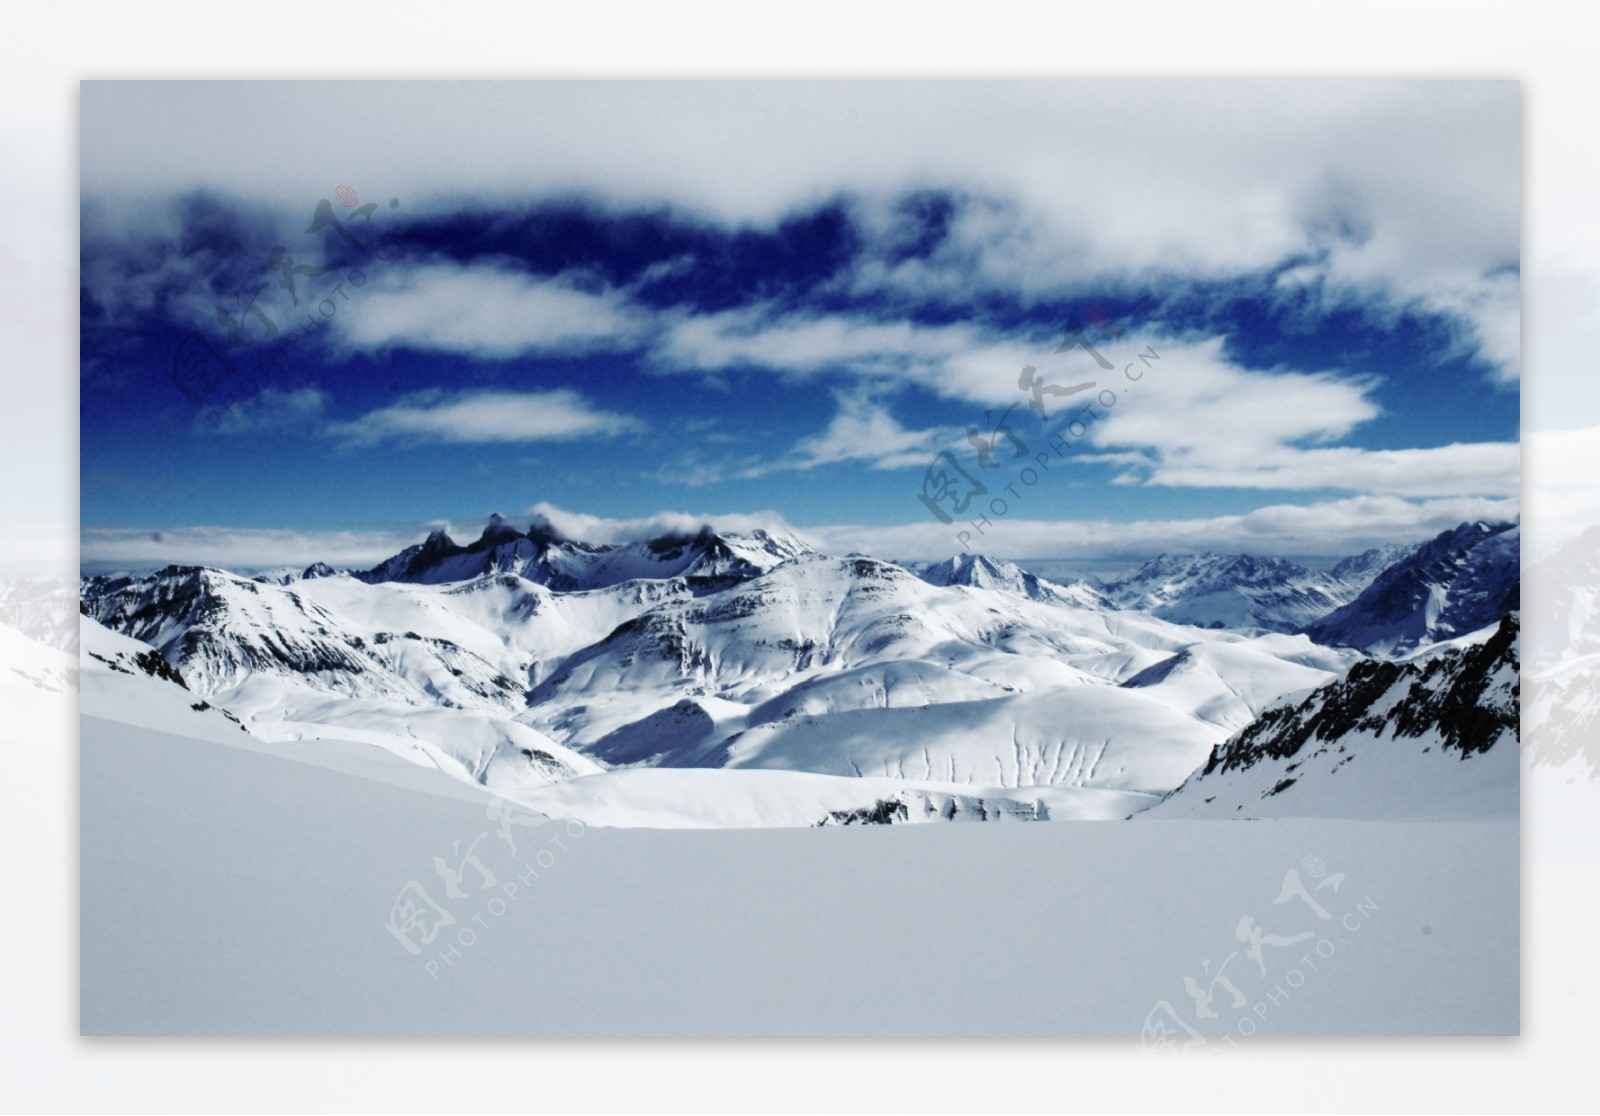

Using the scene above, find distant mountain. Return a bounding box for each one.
[1103,553,1357,633]
[356,514,813,591]
[0,576,78,653]
[1303,521,1520,655]
[1523,523,1600,668]
[1145,615,1519,819]
[1523,524,1600,776]
[918,553,1113,609]
[521,552,1359,793]
[83,561,527,718]
[253,561,342,586]
[1330,542,1423,590]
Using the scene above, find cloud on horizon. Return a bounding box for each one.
[81,493,1520,576]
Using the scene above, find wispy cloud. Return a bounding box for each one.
[808,494,1522,564]
[328,389,641,447]
[79,523,436,573]
[193,386,330,436]
[83,492,1521,576]
[650,303,1062,409]
[1526,422,1600,552]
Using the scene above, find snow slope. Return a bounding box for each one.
[0,617,77,752]
[80,708,1519,1034]
[80,616,253,744]
[507,768,1155,828]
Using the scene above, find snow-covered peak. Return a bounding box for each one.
[1303,521,1519,656]
[919,553,1113,609]
[355,520,815,591]
[1329,542,1422,590]
[253,560,343,586]
[1104,551,1357,633]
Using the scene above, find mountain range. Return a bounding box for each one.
[75,516,1521,826]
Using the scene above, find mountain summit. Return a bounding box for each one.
[918,553,1113,609]
[356,519,814,591]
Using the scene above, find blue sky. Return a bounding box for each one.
[79,81,1521,571]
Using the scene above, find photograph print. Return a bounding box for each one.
[76,80,1520,1037]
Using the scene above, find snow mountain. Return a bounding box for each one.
[918,553,1113,609]
[253,561,341,586]
[356,513,814,591]
[77,515,1519,826]
[0,576,79,653]
[78,563,604,793]
[81,532,1368,820]
[1523,524,1600,776]
[1103,552,1358,633]
[1302,521,1520,656]
[1147,615,1519,819]
[1329,542,1422,591]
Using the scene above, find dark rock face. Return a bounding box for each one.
[1204,614,1519,781]
[134,648,190,689]
[819,798,912,825]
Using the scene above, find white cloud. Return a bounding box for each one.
[195,386,330,436]
[521,502,798,546]
[655,307,975,379]
[80,524,435,574]
[328,389,640,446]
[1526,422,1600,552]
[789,398,950,472]
[82,80,1521,380]
[81,493,1521,575]
[334,264,645,358]
[1074,337,1519,498]
[808,495,1523,565]
[653,324,1519,499]
[652,303,1087,410]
